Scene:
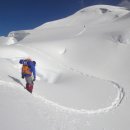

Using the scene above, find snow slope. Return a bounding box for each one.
[0,5,130,130]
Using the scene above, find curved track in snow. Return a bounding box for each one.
[0,77,124,115]
[8,44,125,114]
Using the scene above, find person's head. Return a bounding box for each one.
[25,57,32,61]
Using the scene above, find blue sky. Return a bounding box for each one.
[0,0,122,36]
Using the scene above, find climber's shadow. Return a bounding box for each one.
[8,75,25,88]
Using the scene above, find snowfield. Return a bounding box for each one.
[0,5,130,130]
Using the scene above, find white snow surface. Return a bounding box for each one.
[0,5,130,130]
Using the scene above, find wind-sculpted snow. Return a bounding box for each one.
[8,30,30,41]
[0,31,30,46]
[0,36,17,45]
[111,31,130,44]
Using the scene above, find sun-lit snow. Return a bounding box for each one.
[0,5,130,130]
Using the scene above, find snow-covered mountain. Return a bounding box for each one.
[119,0,130,10]
[0,5,130,130]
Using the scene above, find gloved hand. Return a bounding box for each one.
[22,75,24,79]
[33,78,36,82]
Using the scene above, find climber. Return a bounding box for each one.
[19,58,36,93]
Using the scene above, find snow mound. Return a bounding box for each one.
[0,36,17,45]
[110,30,130,44]
[42,69,61,83]
[6,37,17,45]
[8,30,30,41]
[0,30,30,45]
[116,12,130,21]
[59,48,67,55]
